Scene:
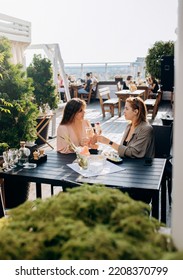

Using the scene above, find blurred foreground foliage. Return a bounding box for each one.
[0,184,181,260]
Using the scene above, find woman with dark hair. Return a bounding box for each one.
[147,74,159,94]
[57,98,95,153]
[97,96,155,158]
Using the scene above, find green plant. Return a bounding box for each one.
[0,142,9,155]
[0,184,179,260]
[0,37,39,147]
[27,54,58,113]
[145,41,174,80]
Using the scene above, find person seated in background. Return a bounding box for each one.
[78,72,92,95]
[57,73,70,102]
[123,75,133,89]
[90,72,98,92]
[135,71,144,86]
[146,74,159,96]
[57,73,65,101]
[96,96,155,159]
[125,75,137,91]
[57,98,97,154]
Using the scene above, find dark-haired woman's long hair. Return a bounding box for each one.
[60,98,86,125]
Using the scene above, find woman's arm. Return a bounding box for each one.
[97,125,154,158]
[97,135,119,151]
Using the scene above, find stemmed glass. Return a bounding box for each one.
[9,148,19,168]
[85,127,94,145]
[2,149,19,171]
[86,127,93,138]
[2,151,12,171]
[95,123,102,135]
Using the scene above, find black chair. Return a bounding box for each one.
[152,124,173,207]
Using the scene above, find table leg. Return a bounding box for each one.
[160,176,167,224]
[51,185,54,196]
[36,132,54,149]
[36,115,54,149]
[36,183,42,198]
[118,98,121,117]
[151,190,160,220]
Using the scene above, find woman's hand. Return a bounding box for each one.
[90,134,97,145]
[97,135,109,145]
[80,137,90,146]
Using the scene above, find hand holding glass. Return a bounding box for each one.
[85,127,94,146]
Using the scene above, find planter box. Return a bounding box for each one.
[3,178,30,209]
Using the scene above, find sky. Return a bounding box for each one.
[1,0,178,64]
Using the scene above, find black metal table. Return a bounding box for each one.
[0,151,166,222]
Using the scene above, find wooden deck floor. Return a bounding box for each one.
[28,99,173,226]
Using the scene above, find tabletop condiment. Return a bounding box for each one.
[18,141,30,166]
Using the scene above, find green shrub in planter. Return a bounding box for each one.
[27,54,58,113]
[0,37,39,147]
[0,142,9,155]
[145,40,174,80]
[0,184,179,260]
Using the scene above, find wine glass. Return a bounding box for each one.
[9,148,19,168]
[86,127,93,138]
[2,150,12,171]
[95,123,102,135]
[85,127,94,145]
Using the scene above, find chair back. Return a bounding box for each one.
[98,87,119,117]
[79,83,93,104]
[152,124,173,158]
[91,82,98,100]
[98,87,111,103]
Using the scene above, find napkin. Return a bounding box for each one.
[67,161,125,178]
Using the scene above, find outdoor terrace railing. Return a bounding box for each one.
[0,13,31,43]
[64,60,146,81]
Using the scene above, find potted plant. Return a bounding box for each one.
[0,37,39,208]
[0,37,39,150]
[0,142,9,156]
[27,54,59,145]
[145,40,174,81]
[0,184,181,260]
[0,37,39,147]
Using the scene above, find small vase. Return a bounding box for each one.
[76,153,88,169]
[18,141,30,166]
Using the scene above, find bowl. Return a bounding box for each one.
[87,155,106,173]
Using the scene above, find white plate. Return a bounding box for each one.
[102,152,123,164]
[107,156,123,164]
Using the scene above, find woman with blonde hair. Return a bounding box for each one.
[97,96,154,158]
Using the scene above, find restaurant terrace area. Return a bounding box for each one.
[27,98,173,227]
[1,6,183,253]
